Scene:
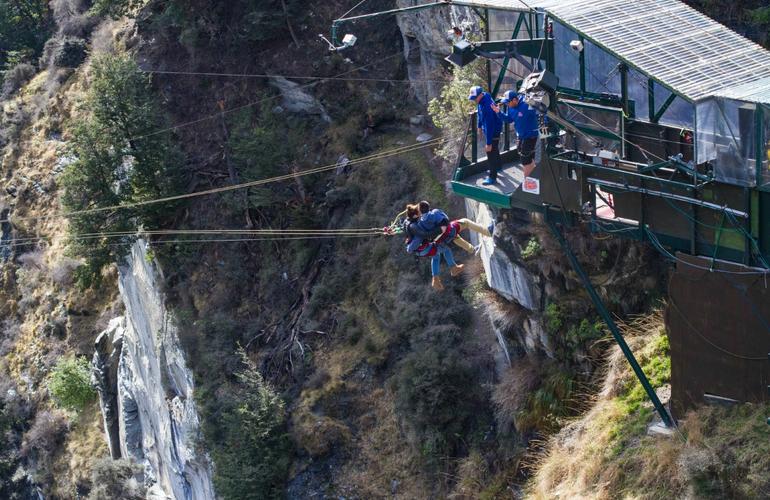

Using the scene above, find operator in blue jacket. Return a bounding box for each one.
[499,90,540,178]
[468,86,503,185]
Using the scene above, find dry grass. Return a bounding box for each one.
[525,311,770,499]
[337,388,431,499]
[1,54,120,497]
[52,402,111,497]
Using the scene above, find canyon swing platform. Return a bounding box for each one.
[330,0,770,427]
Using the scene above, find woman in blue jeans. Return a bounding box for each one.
[403,204,463,291]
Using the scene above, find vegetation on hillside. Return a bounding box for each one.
[60,53,182,286]
[0,0,52,76]
[209,349,291,499]
[48,356,97,412]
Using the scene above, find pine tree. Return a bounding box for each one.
[60,53,181,286]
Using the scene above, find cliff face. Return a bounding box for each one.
[93,241,214,500]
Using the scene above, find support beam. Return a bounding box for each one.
[331,1,447,44]
[587,178,749,218]
[579,35,586,94]
[491,13,526,98]
[648,78,655,122]
[652,92,677,124]
[545,211,674,428]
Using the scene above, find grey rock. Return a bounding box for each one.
[92,317,125,459]
[95,241,216,499]
[409,115,425,125]
[416,133,433,142]
[268,76,331,123]
[465,199,540,310]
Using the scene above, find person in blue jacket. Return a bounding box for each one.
[403,207,463,291]
[468,86,503,185]
[499,90,540,178]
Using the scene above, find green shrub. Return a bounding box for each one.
[544,303,563,334]
[427,60,486,164]
[521,236,542,260]
[515,367,574,433]
[0,0,52,70]
[48,357,96,412]
[392,326,485,463]
[52,37,87,68]
[565,318,604,348]
[89,0,145,19]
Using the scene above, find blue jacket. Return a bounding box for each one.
[476,93,502,145]
[404,220,432,254]
[500,98,539,140]
[417,209,449,234]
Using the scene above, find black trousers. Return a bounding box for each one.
[487,137,501,181]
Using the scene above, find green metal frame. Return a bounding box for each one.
[545,210,674,427]
[491,12,528,98]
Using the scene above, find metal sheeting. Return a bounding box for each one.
[453,0,770,103]
[450,0,532,9]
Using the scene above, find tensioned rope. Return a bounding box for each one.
[339,0,371,19]
[1,135,449,226]
[143,70,448,84]
[4,231,386,250]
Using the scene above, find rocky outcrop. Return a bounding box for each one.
[93,240,215,500]
[268,76,332,123]
[395,1,477,104]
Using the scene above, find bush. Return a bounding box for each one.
[60,53,182,286]
[427,60,486,163]
[88,458,145,500]
[1,62,36,98]
[51,37,88,68]
[20,410,68,485]
[0,380,31,497]
[48,357,97,412]
[392,326,485,462]
[521,236,542,260]
[89,0,144,19]
[544,302,563,334]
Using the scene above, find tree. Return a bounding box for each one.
[0,0,52,68]
[48,357,96,412]
[60,53,181,286]
[210,348,291,499]
[427,60,486,164]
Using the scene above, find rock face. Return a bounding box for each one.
[92,318,125,459]
[268,76,332,123]
[465,199,540,310]
[395,1,477,104]
[93,241,215,500]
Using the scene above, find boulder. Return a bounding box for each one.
[268,76,331,123]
